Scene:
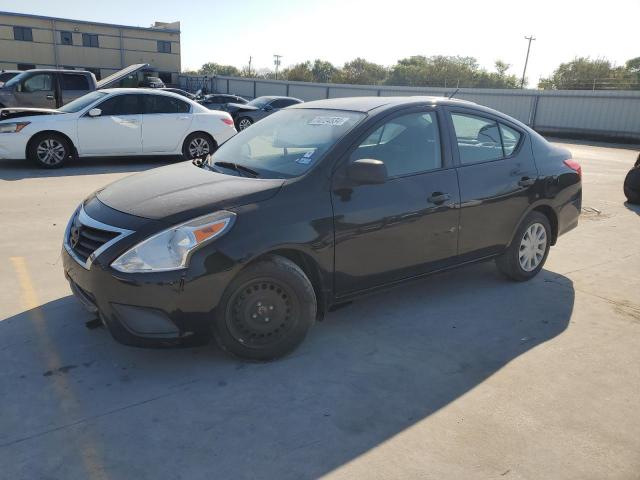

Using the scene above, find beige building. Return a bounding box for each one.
[0,11,180,84]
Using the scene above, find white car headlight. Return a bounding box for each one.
[111,211,236,273]
[0,122,30,133]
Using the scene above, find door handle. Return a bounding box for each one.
[178,115,190,120]
[46,95,54,100]
[428,192,451,205]
[518,177,535,187]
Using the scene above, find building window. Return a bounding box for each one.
[82,33,99,48]
[157,40,171,53]
[60,31,73,45]
[13,26,33,42]
[17,63,36,71]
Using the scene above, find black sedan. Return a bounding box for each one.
[159,87,197,100]
[225,95,302,130]
[199,94,248,111]
[62,96,581,360]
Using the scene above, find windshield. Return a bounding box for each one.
[210,108,366,179]
[3,72,26,88]
[58,91,107,113]
[247,97,270,108]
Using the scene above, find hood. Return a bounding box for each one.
[0,107,61,121]
[96,63,149,89]
[226,103,258,113]
[96,161,284,221]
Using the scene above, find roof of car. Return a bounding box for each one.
[257,95,303,102]
[292,96,475,112]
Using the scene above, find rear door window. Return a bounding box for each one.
[500,124,522,156]
[61,73,90,91]
[451,113,503,164]
[143,95,190,114]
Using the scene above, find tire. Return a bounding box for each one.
[236,117,253,131]
[27,132,72,168]
[623,167,640,204]
[182,132,216,160]
[212,255,317,361]
[496,211,552,282]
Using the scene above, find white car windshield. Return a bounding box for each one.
[58,91,108,113]
[210,108,366,179]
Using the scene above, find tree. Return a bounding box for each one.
[283,61,313,82]
[198,62,240,76]
[385,55,519,88]
[537,57,637,90]
[334,58,387,85]
[311,59,338,83]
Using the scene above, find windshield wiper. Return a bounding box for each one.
[214,161,259,178]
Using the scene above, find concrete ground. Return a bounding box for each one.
[0,143,639,480]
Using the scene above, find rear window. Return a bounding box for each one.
[61,73,90,91]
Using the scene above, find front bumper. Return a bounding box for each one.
[63,247,215,347]
[62,200,240,348]
[0,131,28,160]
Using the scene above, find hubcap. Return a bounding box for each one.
[36,139,66,165]
[188,137,210,158]
[238,119,252,130]
[227,279,297,348]
[519,222,547,272]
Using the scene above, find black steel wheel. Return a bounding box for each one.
[213,255,316,361]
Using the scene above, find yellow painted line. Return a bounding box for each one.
[10,256,109,480]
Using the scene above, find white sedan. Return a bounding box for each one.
[0,88,237,168]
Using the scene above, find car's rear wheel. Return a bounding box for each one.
[182,132,215,160]
[237,117,252,131]
[212,255,316,361]
[623,166,640,204]
[496,211,551,281]
[27,133,72,168]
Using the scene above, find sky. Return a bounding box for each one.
[2,0,639,86]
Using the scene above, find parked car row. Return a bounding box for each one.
[0,88,236,168]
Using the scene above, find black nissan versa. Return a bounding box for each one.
[62,96,582,360]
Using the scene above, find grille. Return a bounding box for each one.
[68,215,119,263]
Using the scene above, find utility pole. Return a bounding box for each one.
[248,56,252,77]
[274,54,282,80]
[521,35,536,89]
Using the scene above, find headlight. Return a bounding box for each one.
[111,211,236,273]
[0,122,30,133]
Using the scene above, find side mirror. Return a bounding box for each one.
[347,159,387,185]
[88,108,102,117]
[263,104,274,112]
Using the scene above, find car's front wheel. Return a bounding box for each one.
[28,133,72,168]
[496,211,551,281]
[213,255,317,361]
[236,117,253,131]
[182,132,216,160]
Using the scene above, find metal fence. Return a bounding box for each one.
[179,75,640,143]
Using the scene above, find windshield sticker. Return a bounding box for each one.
[295,150,316,165]
[308,116,350,126]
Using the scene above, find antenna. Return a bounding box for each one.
[448,88,460,99]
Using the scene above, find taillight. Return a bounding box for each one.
[564,159,582,178]
[221,117,234,126]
